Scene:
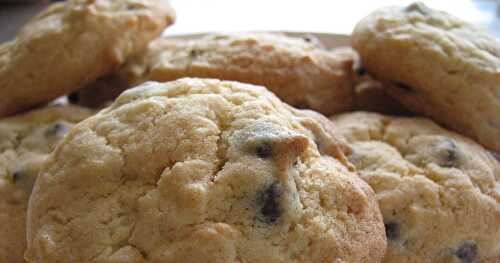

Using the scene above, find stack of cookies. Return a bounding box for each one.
[0,1,498,262]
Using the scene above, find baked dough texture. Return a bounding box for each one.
[0,105,94,263]
[0,0,175,117]
[352,2,500,151]
[26,78,386,263]
[75,33,355,115]
[330,111,500,263]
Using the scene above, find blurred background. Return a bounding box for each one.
[1,0,499,42]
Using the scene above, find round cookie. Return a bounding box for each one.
[74,33,355,114]
[0,105,94,263]
[0,0,176,117]
[351,2,500,151]
[330,112,500,263]
[26,78,386,263]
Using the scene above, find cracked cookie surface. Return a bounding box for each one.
[75,33,355,114]
[26,78,386,263]
[0,0,175,117]
[330,111,500,263]
[0,105,94,263]
[351,2,500,151]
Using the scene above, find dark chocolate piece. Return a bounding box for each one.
[255,143,273,159]
[454,240,477,263]
[258,182,282,223]
[438,138,460,168]
[384,221,400,241]
[67,91,80,103]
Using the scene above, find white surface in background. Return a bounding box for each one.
[166,0,500,36]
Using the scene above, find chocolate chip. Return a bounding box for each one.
[11,171,23,184]
[393,81,414,92]
[294,102,310,110]
[384,221,400,241]
[255,143,273,159]
[258,182,282,223]
[126,4,138,10]
[45,122,69,138]
[67,91,80,103]
[438,138,461,168]
[405,2,432,15]
[355,66,367,76]
[189,49,202,57]
[454,241,477,263]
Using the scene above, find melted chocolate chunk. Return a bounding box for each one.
[454,241,477,263]
[67,91,80,103]
[258,183,282,223]
[384,221,400,241]
[255,143,273,159]
[394,81,414,92]
[438,139,461,168]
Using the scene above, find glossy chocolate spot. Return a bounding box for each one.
[384,221,400,241]
[438,138,461,168]
[258,182,282,223]
[255,143,273,159]
[405,2,432,15]
[394,81,414,92]
[68,91,80,103]
[454,241,477,263]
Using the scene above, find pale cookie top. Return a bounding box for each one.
[0,105,94,263]
[0,0,175,117]
[330,111,500,263]
[79,33,355,114]
[351,2,500,152]
[26,78,386,263]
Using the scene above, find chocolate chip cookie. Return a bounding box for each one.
[0,0,175,117]
[0,105,94,263]
[352,2,500,151]
[26,78,386,263]
[74,33,355,114]
[330,111,500,263]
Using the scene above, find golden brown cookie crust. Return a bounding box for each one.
[0,105,94,263]
[77,33,355,114]
[0,0,175,117]
[330,111,500,263]
[351,2,500,151]
[26,78,386,263]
